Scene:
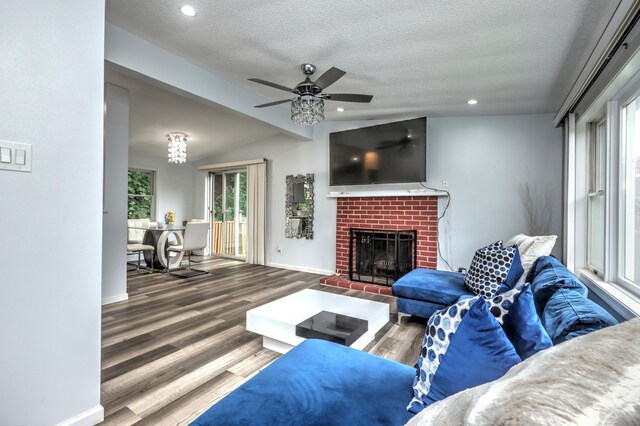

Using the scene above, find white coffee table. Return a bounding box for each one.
[246,289,389,354]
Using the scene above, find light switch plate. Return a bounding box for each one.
[0,140,31,172]
[0,147,10,163]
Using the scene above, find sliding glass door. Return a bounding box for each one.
[210,170,247,259]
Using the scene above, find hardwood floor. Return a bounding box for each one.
[100,258,425,425]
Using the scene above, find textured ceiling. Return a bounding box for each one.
[106,0,618,122]
[105,67,280,161]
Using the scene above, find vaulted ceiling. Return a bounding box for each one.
[106,0,617,121]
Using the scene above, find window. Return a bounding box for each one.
[622,94,640,286]
[128,169,155,219]
[564,17,640,315]
[587,118,606,275]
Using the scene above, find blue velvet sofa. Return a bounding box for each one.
[192,257,617,426]
[192,339,416,426]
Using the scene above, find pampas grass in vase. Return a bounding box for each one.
[520,183,553,235]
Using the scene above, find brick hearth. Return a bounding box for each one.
[320,275,393,296]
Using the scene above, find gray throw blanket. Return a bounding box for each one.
[407,317,640,425]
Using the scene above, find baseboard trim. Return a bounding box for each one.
[56,405,104,426]
[266,262,333,276]
[102,293,129,305]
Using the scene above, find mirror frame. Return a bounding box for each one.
[285,173,314,239]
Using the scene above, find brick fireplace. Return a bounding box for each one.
[321,195,439,295]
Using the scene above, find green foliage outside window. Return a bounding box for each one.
[128,170,154,219]
[213,171,247,222]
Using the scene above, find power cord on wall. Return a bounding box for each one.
[419,182,453,271]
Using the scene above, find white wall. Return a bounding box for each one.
[103,84,129,304]
[429,114,563,269]
[129,154,198,225]
[197,114,562,274]
[0,1,105,425]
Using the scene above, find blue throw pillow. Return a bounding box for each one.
[408,297,521,414]
[465,241,524,298]
[487,283,552,359]
[500,245,524,290]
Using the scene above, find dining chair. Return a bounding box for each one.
[127,242,155,273]
[127,218,149,243]
[167,221,210,277]
[127,218,154,273]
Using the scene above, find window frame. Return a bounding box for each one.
[586,117,607,276]
[127,167,157,221]
[569,66,640,320]
[618,87,640,291]
[564,19,640,319]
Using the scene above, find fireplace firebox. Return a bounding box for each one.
[349,228,417,286]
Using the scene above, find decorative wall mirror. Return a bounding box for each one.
[286,174,314,239]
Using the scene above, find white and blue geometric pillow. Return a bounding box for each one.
[464,240,522,298]
[486,283,526,325]
[408,296,521,414]
[409,296,477,409]
[487,283,552,359]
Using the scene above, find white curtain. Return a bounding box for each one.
[246,161,266,264]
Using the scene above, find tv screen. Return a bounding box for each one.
[329,117,426,186]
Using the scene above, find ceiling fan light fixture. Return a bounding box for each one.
[168,132,187,164]
[250,64,372,124]
[291,95,324,125]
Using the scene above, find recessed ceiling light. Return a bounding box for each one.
[336,107,345,112]
[467,99,478,105]
[352,156,359,161]
[181,5,196,16]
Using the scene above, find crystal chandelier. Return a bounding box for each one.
[167,132,187,164]
[291,95,324,125]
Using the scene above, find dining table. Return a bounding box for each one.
[130,226,186,269]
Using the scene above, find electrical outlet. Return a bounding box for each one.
[441,178,448,189]
[276,246,283,255]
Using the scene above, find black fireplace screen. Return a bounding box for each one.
[349,228,417,286]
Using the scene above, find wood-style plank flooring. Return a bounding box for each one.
[100,258,425,425]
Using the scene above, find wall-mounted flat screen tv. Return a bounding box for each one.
[329,117,426,186]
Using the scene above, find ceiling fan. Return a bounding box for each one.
[248,64,373,125]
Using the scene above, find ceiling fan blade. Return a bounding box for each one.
[254,99,292,108]
[324,93,373,103]
[248,78,294,93]
[313,67,346,89]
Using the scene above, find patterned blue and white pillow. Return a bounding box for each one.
[486,282,526,324]
[487,283,552,359]
[408,296,521,414]
[464,241,523,298]
[411,296,477,402]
